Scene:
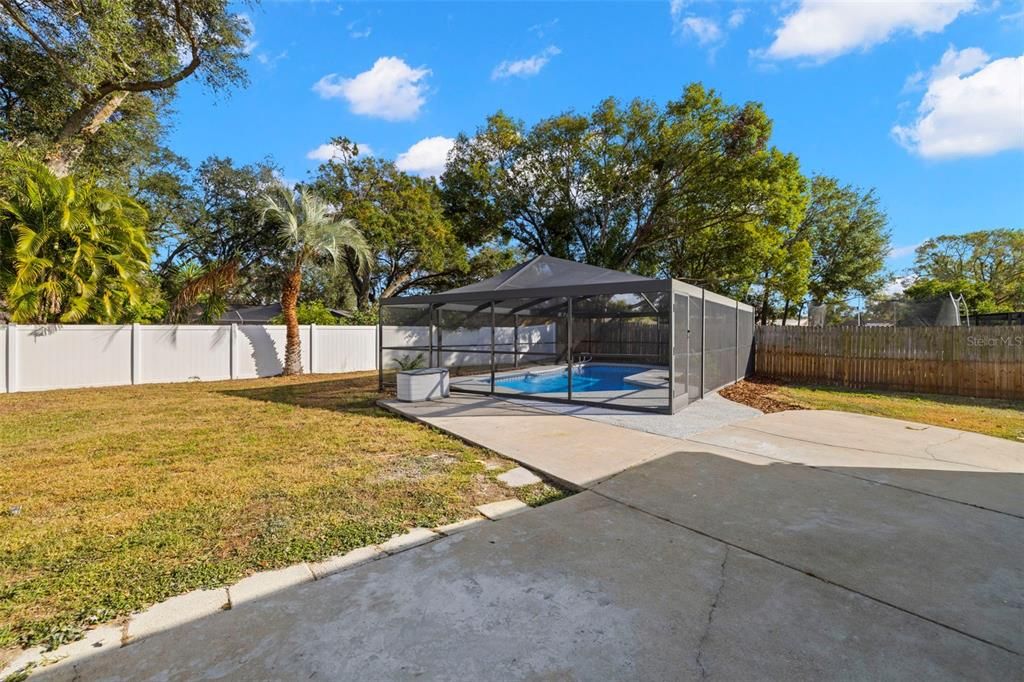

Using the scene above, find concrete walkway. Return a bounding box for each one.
[25,398,1024,680]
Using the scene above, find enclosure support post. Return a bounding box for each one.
[5,324,16,393]
[229,324,238,380]
[377,306,383,391]
[131,323,141,385]
[700,291,706,399]
[668,293,675,411]
[437,322,443,372]
[513,314,519,368]
[735,300,740,383]
[567,298,573,401]
[428,304,435,367]
[489,301,496,394]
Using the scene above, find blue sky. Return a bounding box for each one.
[167,1,1024,275]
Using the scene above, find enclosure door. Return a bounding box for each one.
[672,293,690,412]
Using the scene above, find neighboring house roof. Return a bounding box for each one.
[214,304,352,324]
[216,304,283,324]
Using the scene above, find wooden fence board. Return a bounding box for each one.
[755,326,1024,400]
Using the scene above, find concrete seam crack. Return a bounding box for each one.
[697,546,728,679]
[589,488,1020,657]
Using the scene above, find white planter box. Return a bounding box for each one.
[397,368,450,402]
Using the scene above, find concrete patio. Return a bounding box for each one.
[24,397,1024,680]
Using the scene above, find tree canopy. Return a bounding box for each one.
[310,137,514,309]
[0,157,150,322]
[1,0,250,175]
[909,229,1024,312]
[441,84,806,286]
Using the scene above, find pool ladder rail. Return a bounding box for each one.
[571,353,593,371]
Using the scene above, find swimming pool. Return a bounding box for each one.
[493,364,650,393]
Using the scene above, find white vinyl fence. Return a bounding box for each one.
[0,324,378,393]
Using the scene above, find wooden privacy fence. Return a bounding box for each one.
[756,326,1024,400]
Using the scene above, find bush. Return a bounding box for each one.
[270,300,341,325]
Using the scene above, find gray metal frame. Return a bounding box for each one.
[379,270,754,414]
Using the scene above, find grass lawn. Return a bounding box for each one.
[724,379,1024,441]
[0,372,565,655]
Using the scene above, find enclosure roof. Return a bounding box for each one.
[383,255,666,305]
[447,255,656,293]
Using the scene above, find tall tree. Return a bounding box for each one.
[310,138,507,309]
[0,0,250,175]
[911,229,1023,310]
[260,186,369,375]
[441,84,806,284]
[804,176,890,307]
[0,157,150,322]
[151,156,283,308]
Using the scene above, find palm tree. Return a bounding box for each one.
[260,186,369,375]
[0,157,150,323]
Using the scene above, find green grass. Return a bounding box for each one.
[775,384,1024,441]
[0,372,565,654]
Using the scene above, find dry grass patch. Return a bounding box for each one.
[0,372,566,654]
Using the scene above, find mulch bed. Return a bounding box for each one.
[718,377,806,414]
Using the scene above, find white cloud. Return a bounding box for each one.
[528,19,559,38]
[880,274,917,296]
[395,136,455,178]
[348,21,372,39]
[306,142,374,162]
[313,57,430,121]
[256,50,288,68]
[237,14,258,55]
[727,8,747,29]
[669,1,728,51]
[492,46,561,80]
[678,16,722,46]
[763,1,975,62]
[892,47,1024,159]
[888,242,923,260]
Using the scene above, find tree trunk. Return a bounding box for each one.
[379,272,411,300]
[44,92,129,176]
[781,299,792,326]
[281,267,303,375]
[758,287,772,326]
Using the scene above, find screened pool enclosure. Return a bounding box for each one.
[379,256,754,414]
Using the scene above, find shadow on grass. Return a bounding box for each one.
[217,374,396,415]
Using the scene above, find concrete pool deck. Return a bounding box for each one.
[380,394,685,488]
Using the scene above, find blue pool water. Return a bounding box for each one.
[494,364,646,393]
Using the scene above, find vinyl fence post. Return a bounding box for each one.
[377,306,384,391]
[131,323,142,385]
[229,324,238,380]
[309,324,317,374]
[4,324,14,393]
